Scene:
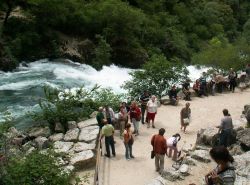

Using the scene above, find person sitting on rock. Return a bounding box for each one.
[166,133,181,161]
[205,146,235,185]
[216,109,234,147]
[182,79,191,101]
[193,79,202,97]
[168,85,179,106]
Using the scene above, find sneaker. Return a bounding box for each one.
[126,158,130,161]
[105,154,110,158]
[130,155,135,158]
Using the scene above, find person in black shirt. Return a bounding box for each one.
[228,68,237,93]
[169,85,179,106]
[182,79,191,101]
[140,91,150,124]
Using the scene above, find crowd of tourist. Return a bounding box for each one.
[96,66,250,184]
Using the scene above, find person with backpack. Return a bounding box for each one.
[151,128,167,174]
[166,133,181,161]
[204,146,235,185]
[123,123,134,161]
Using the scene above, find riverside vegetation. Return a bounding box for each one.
[1,0,250,71]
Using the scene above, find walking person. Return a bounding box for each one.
[180,103,191,134]
[130,101,141,136]
[216,109,234,147]
[205,146,235,185]
[151,128,167,174]
[101,119,116,158]
[140,90,150,124]
[96,107,105,129]
[123,123,134,160]
[228,68,237,93]
[146,95,158,128]
[166,133,181,161]
[103,105,115,126]
[118,106,128,138]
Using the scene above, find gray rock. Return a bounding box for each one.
[235,175,248,185]
[56,157,68,166]
[70,150,95,169]
[64,128,80,142]
[183,156,197,166]
[236,128,250,150]
[72,142,96,153]
[234,151,250,180]
[62,165,75,175]
[178,164,189,176]
[28,127,50,138]
[67,121,77,130]
[22,141,36,151]
[90,111,98,118]
[11,136,25,146]
[191,150,211,163]
[228,144,244,156]
[77,118,98,129]
[146,176,167,185]
[34,136,49,149]
[55,122,64,133]
[244,104,250,113]
[160,96,170,105]
[78,126,99,143]
[246,108,250,125]
[54,141,74,153]
[8,127,22,137]
[49,133,64,142]
[196,127,219,147]
[161,168,181,181]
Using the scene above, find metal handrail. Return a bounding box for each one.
[93,132,102,185]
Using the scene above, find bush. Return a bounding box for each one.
[1,151,72,185]
[123,54,188,98]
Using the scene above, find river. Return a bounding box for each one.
[0,59,207,129]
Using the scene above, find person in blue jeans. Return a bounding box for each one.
[123,123,134,160]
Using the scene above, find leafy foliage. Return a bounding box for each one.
[123,54,188,98]
[1,151,72,185]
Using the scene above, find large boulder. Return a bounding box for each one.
[146,176,167,185]
[78,118,98,129]
[78,126,99,143]
[70,150,95,170]
[196,127,219,146]
[182,156,197,166]
[233,151,250,182]
[191,150,211,163]
[161,169,182,181]
[28,127,50,138]
[178,164,190,176]
[54,141,74,153]
[49,133,64,142]
[34,136,49,149]
[236,128,250,151]
[67,121,77,130]
[71,142,96,153]
[64,128,80,142]
[160,96,170,105]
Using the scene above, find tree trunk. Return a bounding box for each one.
[3,2,13,25]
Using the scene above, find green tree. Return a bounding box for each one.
[123,54,188,98]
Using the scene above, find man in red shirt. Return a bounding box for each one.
[151,128,167,174]
[130,101,141,136]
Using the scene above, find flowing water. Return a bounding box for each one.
[0,59,207,129]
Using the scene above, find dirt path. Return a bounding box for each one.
[99,89,250,185]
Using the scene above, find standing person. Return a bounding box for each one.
[216,109,234,147]
[151,128,167,174]
[193,79,202,97]
[211,74,217,96]
[140,91,150,124]
[130,101,141,136]
[228,68,237,93]
[199,72,208,96]
[147,95,158,128]
[180,103,191,134]
[121,102,130,125]
[166,133,181,161]
[118,106,128,138]
[96,107,105,129]
[205,146,235,185]
[238,70,247,91]
[182,79,191,101]
[123,123,134,160]
[246,64,250,79]
[168,85,179,106]
[103,105,115,126]
[101,120,116,158]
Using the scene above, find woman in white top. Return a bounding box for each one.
[166,133,181,161]
[146,95,158,128]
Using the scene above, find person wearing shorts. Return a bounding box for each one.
[147,95,158,128]
[180,103,191,133]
